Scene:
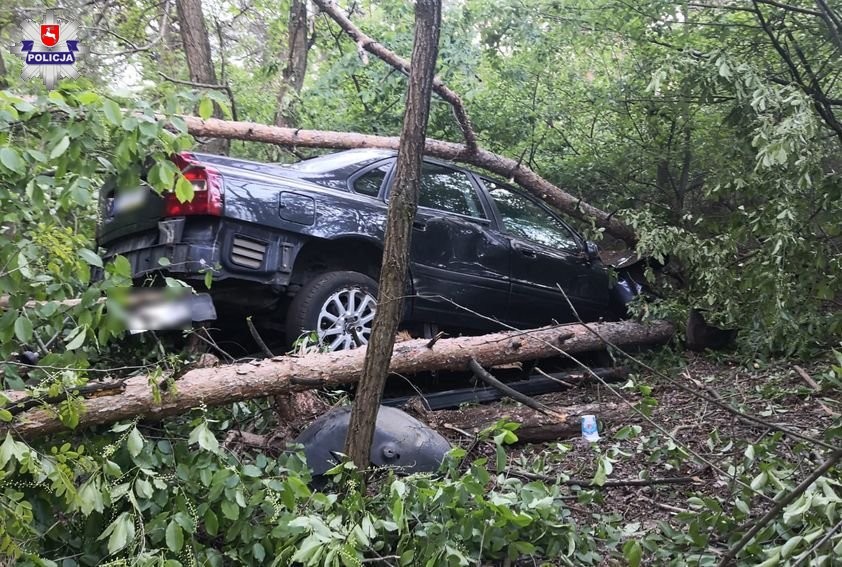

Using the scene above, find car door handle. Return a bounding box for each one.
[413,219,427,231]
[513,243,538,258]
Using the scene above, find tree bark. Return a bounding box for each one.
[175,0,229,154]
[1,320,673,439]
[344,0,442,467]
[275,0,311,127]
[177,116,638,245]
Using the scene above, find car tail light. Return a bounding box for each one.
[163,152,223,216]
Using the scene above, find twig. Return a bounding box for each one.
[533,366,578,388]
[157,72,239,122]
[717,448,842,567]
[246,316,274,358]
[793,365,820,391]
[425,331,445,349]
[510,469,700,489]
[640,494,692,515]
[468,357,565,419]
[86,0,172,58]
[793,365,836,416]
[792,518,842,567]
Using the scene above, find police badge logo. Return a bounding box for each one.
[9,10,87,89]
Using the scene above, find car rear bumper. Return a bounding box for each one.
[117,243,219,278]
[97,217,301,288]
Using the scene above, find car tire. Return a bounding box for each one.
[285,271,379,352]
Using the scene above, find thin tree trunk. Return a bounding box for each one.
[175,0,229,154]
[0,29,8,90]
[275,0,310,127]
[343,0,442,468]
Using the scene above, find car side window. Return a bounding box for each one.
[487,183,578,250]
[419,163,486,218]
[352,163,391,197]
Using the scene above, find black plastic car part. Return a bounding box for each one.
[293,405,451,476]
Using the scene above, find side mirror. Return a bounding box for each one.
[585,240,600,261]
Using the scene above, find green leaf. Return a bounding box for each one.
[103,99,123,125]
[78,248,103,268]
[65,326,87,350]
[198,97,213,120]
[49,136,70,160]
[111,255,132,279]
[76,91,101,105]
[253,543,265,562]
[220,499,239,521]
[166,520,184,553]
[204,509,219,536]
[135,477,153,499]
[99,512,134,555]
[127,427,144,457]
[14,316,33,343]
[0,148,24,174]
[175,176,194,203]
[782,535,803,558]
[0,409,12,422]
[623,540,642,567]
[242,464,261,477]
[188,422,219,453]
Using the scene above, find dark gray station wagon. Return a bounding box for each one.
[98,149,637,351]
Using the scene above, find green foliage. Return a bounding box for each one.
[0,85,200,390]
[0,411,612,566]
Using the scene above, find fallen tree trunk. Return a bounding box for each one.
[179,116,638,246]
[1,319,673,438]
[425,402,631,443]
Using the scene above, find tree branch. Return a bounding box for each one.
[717,448,842,566]
[468,356,570,419]
[312,0,478,153]
[176,115,639,245]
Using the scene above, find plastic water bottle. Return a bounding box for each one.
[581,415,600,442]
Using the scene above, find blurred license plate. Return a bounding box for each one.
[112,189,147,214]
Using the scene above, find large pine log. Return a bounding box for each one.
[1,320,673,438]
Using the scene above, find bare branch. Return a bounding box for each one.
[312,0,479,153]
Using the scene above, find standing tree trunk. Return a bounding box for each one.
[175,0,229,154]
[275,0,310,127]
[343,0,442,467]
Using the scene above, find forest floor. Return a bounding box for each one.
[433,352,840,552]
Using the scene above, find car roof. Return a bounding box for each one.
[191,148,481,191]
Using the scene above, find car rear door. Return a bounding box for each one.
[382,161,511,330]
[482,180,610,326]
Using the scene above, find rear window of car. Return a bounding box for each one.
[353,163,391,197]
[419,163,486,218]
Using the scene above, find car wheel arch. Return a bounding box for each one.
[290,235,384,287]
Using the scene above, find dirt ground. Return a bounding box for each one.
[435,352,840,542]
